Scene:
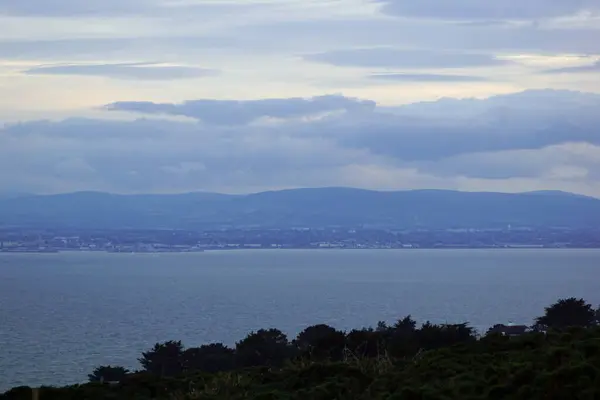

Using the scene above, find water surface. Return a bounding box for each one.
[1,249,599,390]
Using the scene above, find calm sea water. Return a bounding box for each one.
[0,249,599,390]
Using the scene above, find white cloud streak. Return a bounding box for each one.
[24,63,216,80]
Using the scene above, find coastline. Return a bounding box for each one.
[1,246,599,254]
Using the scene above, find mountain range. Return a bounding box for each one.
[1,188,599,230]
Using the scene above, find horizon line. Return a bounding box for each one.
[4,187,595,199]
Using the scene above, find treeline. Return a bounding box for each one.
[88,297,600,381]
[2,297,600,399]
[91,318,474,381]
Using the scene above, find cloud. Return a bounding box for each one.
[305,48,508,68]
[373,0,600,21]
[2,90,600,197]
[369,73,490,82]
[233,17,600,59]
[23,62,216,80]
[0,38,232,61]
[105,95,377,125]
[104,91,600,159]
[0,0,152,16]
[0,116,380,194]
[417,142,600,180]
[2,0,600,122]
[0,0,266,17]
[2,1,600,199]
[321,115,599,162]
[380,89,600,119]
[545,60,600,74]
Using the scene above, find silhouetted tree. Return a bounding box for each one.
[387,315,419,358]
[236,329,292,367]
[183,343,235,373]
[139,340,184,377]
[417,322,476,350]
[393,315,417,333]
[7,325,600,399]
[486,324,507,336]
[376,321,390,332]
[535,298,596,330]
[443,323,477,344]
[346,328,384,358]
[294,324,346,361]
[88,366,129,382]
[417,322,444,350]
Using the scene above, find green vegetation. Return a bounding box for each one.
[2,298,600,399]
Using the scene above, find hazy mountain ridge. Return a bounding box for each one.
[1,188,599,230]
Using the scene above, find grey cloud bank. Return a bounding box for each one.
[106,95,377,125]
[2,90,600,197]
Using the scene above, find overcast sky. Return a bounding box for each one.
[1,0,599,196]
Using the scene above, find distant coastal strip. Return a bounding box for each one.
[1,226,599,252]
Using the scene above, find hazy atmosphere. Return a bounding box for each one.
[3,3,600,398]
[1,0,600,196]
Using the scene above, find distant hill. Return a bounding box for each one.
[0,192,32,200]
[0,188,599,230]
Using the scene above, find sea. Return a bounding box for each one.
[1,249,599,391]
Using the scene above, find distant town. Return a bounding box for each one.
[1,226,599,253]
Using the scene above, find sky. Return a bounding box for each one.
[1,0,600,196]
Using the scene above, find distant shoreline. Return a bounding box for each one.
[1,247,600,254]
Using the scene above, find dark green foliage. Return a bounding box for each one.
[535,297,597,330]
[386,315,419,358]
[393,315,417,332]
[4,298,600,399]
[417,322,477,350]
[235,329,292,368]
[138,340,185,377]
[183,343,235,373]
[4,329,600,399]
[345,328,384,359]
[293,324,346,361]
[88,366,129,382]
[0,387,31,400]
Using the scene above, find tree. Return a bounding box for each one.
[387,315,419,358]
[417,322,476,350]
[596,306,600,325]
[88,365,129,382]
[376,321,390,332]
[535,298,596,330]
[345,328,384,358]
[183,343,235,373]
[138,340,184,377]
[236,329,292,367]
[393,315,417,333]
[294,324,346,361]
